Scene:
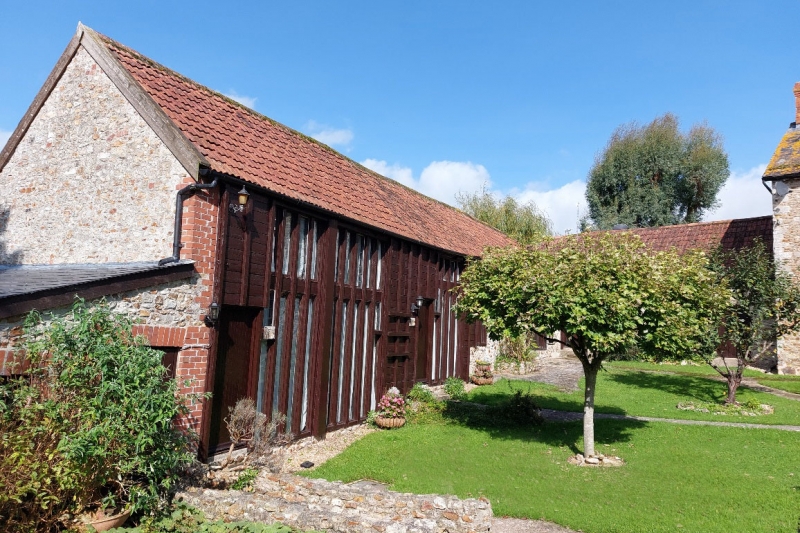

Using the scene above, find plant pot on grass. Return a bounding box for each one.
[374,388,407,429]
[471,361,494,385]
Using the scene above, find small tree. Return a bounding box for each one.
[708,240,800,404]
[586,113,729,229]
[457,232,726,458]
[457,185,552,245]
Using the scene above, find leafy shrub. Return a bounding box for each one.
[500,389,544,425]
[497,332,540,364]
[406,382,436,404]
[443,377,467,401]
[0,301,195,532]
[230,468,259,491]
[109,502,294,532]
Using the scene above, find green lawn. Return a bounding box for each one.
[310,420,799,533]
[605,360,765,378]
[469,371,800,426]
[754,375,800,395]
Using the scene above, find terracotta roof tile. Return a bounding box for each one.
[94,35,513,256]
[613,216,773,256]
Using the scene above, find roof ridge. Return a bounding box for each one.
[89,26,505,236]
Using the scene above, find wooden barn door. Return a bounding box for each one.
[208,306,259,455]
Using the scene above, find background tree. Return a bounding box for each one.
[457,232,726,459]
[457,186,552,245]
[585,113,729,230]
[707,240,800,404]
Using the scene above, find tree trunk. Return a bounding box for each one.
[583,365,598,458]
[725,371,742,405]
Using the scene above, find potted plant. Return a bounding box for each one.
[471,360,494,385]
[374,387,407,428]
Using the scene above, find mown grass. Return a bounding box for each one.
[753,375,800,395]
[469,370,800,425]
[605,360,765,378]
[310,417,799,533]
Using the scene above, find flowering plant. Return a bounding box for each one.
[376,387,407,419]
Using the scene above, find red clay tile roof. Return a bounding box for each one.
[95,33,514,257]
[620,216,773,256]
[764,126,800,181]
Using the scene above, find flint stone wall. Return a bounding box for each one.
[0,276,203,352]
[177,473,492,533]
[0,45,188,265]
[773,179,800,374]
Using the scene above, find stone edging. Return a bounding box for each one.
[177,472,492,533]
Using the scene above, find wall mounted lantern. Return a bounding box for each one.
[205,302,220,326]
[410,295,425,315]
[229,185,250,214]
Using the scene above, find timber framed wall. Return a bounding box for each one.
[209,182,489,445]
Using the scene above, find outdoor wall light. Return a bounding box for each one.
[205,302,220,326]
[229,185,250,214]
[410,295,425,315]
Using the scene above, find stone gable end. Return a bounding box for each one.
[0,45,190,265]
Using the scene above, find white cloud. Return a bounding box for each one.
[222,91,257,109]
[305,120,354,147]
[361,159,490,206]
[515,180,588,236]
[0,129,11,149]
[705,164,772,222]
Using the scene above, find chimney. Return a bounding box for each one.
[795,82,800,126]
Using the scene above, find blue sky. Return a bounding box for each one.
[1,1,798,233]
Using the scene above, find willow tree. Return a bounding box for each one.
[457,232,726,458]
[586,113,729,230]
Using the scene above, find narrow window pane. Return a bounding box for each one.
[310,220,319,280]
[453,307,459,377]
[366,238,373,288]
[337,301,348,423]
[348,305,359,420]
[344,232,351,284]
[374,301,381,330]
[301,298,314,431]
[270,213,278,273]
[376,241,382,289]
[265,290,276,326]
[286,297,302,427]
[281,211,292,276]
[370,339,378,410]
[356,235,365,288]
[360,304,370,417]
[334,229,340,282]
[326,300,338,423]
[297,217,308,278]
[431,318,438,381]
[272,296,288,412]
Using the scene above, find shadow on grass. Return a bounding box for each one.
[468,380,626,416]
[606,370,728,403]
[432,399,645,455]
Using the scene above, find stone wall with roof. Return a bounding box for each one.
[0,45,189,265]
[772,178,800,374]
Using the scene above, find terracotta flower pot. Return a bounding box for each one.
[471,375,494,386]
[375,416,406,428]
[80,508,131,532]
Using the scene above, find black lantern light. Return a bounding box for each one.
[411,295,425,315]
[205,302,220,326]
[229,185,250,214]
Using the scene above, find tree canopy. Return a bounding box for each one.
[457,186,552,245]
[457,232,726,458]
[585,113,729,230]
[707,240,800,403]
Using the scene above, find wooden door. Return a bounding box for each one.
[208,306,259,455]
